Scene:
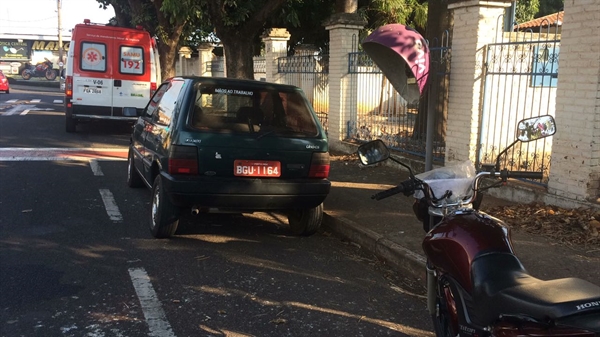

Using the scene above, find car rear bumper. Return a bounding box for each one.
[161,172,331,211]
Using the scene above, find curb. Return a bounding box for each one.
[322,212,427,281]
[7,77,60,88]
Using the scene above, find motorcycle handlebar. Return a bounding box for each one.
[371,185,405,200]
[370,170,543,203]
[371,179,419,200]
[504,170,543,180]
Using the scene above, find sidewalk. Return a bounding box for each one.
[6,76,61,91]
[322,150,600,286]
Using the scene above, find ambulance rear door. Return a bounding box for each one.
[112,31,153,115]
[73,31,115,115]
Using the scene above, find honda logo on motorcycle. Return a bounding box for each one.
[576,300,599,310]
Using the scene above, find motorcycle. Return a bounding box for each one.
[21,58,57,81]
[357,115,600,336]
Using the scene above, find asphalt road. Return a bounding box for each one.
[0,85,434,337]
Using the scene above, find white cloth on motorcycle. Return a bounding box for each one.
[471,252,600,324]
[413,160,475,202]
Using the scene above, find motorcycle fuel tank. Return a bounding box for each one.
[422,209,515,292]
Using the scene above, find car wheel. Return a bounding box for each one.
[127,148,144,188]
[288,203,323,236]
[65,116,76,133]
[150,175,179,238]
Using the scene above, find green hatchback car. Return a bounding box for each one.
[127,77,331,238]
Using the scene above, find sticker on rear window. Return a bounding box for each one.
[214,88,253,96]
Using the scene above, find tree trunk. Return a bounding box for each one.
[413,0,451,142]
[158,39,179,79]
[335,0,357,13]
[220,35,256,79]
[203,0,288,80]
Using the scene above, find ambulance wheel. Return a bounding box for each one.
[66,116,76,133]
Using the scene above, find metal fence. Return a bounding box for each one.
[278,52,329,133]
[206,56,225,77]
[478,18,560,183]
[347,34,450,162]
[253,56,266,81]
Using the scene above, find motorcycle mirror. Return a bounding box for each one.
[357,140,390,165]
[516,115,556,142]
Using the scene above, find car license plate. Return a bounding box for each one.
[83,87,102,94]
[234,160,281,177]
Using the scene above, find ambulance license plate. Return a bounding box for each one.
[83,88,102,94]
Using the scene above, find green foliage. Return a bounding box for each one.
[365,0,428,32]
[515,0,540,23]
[269,0,335,52]
[538,0,563,17]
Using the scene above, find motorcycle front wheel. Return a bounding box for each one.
[45,70,57,81]
[432,284,459,337]
[21,70,31,80]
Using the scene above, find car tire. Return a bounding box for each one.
[150,175,179,238]
[65,116,76,133]
[127,148,144,188]
[288,203,323,236]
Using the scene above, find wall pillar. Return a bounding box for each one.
[547,0,600,205]
[325,13,366,145]
[197,43,214,77]
[177,46,192,76]
[261,28,290,84]
[445,0,512,164]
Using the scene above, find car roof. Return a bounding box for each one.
[166,76,302,91]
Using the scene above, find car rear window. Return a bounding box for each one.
[189,83,319,137]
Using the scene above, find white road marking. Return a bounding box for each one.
[3,104,35,116]
[31,99,41,103]
[90,159,104,176]
[0,147,128,161]
[20,110,30,116]
[6,99,17,103]
[128,268,176,337]
[53,99,63,104]
[99,189,123,222]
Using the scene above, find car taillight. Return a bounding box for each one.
[168,145,199,175]
[0,77,6,83]
[308,152,330,178]
[150,82,157,97]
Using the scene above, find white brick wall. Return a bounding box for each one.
[547,0,600,202]
[326,24,364,143]
[446,2,509,163]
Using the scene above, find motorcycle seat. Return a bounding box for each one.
[471,252,600,325]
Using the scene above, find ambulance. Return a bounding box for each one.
[64,20,161,132]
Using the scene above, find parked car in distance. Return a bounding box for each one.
[0,70,10,94]
[127,76,331,238]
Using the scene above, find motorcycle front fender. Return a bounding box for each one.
[423,210,515,293]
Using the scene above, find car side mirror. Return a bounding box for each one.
[516,115,556,142]
[357,139,390,165]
